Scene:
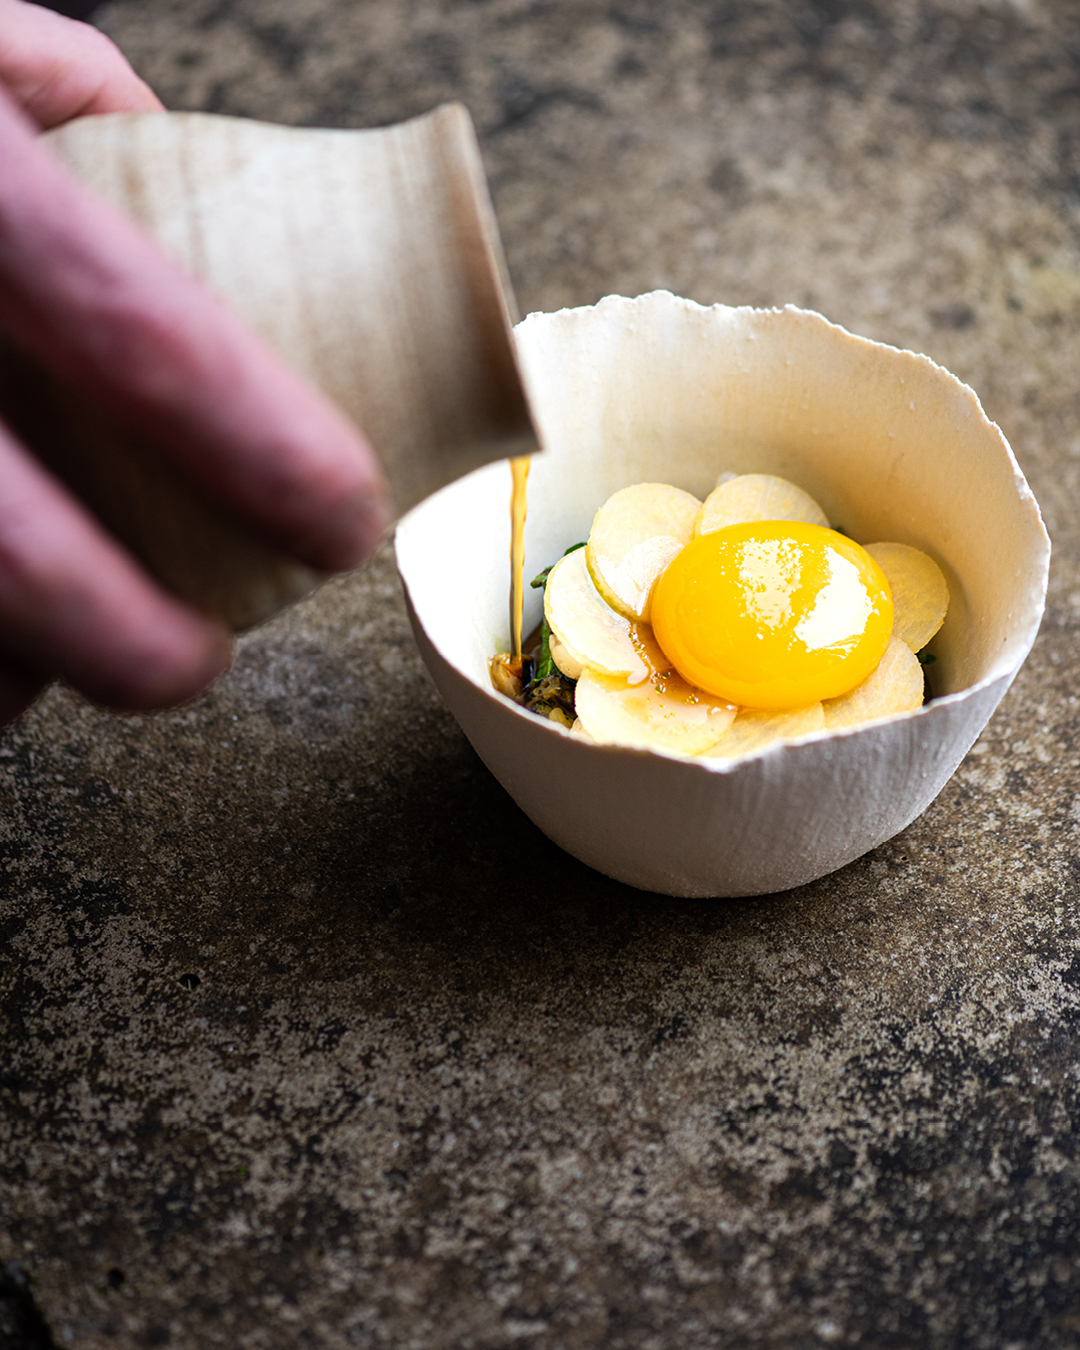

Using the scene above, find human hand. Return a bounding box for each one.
[0,0,389,724]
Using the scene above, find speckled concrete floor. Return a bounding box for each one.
[4,1,1080,1347]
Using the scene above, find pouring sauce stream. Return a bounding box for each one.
[509,455,530,667]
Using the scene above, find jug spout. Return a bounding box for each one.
[0,103,537,629]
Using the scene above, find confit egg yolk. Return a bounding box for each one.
[650,520,894,711]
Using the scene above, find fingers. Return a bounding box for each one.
[0,416,232,714]
[0,0,163,128]
[0,3,230,726]
[0,87,390,574]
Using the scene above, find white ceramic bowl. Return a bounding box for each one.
[396,293,1049,897]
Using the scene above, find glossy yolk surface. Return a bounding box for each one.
[650,521,894,710]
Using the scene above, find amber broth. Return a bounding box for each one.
[509,455,530,668]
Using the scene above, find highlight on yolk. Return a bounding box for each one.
[650,521,894,710]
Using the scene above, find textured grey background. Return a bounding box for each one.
[4,1,1080,1346]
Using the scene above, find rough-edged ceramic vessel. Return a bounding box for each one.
[396,292,1050,897]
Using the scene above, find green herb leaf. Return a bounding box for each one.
[917,650,937,665]
[534,617,556,679]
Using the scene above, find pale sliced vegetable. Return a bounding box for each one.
[545,547,666,681]
[575,667,736,755]
[864,542,949,653]
[822,636,924,729]
[694,473,829,536]
[707,703,825,761]
[586,483,701,621]
[548,633,585,681]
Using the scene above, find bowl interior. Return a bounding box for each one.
[399,294,1047,712]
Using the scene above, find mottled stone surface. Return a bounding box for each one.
[4,1,1080,1346]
